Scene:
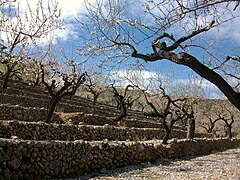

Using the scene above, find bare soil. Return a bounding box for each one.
[81,147,240,180]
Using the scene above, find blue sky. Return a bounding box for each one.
[9,0,240,98]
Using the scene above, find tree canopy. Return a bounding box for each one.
[79,0,240,110]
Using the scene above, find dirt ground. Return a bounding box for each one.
[80,147,240,180]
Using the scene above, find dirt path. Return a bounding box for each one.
[82,148,240,180]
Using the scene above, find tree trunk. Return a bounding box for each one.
[114,95,127,124]
[187,118,195,139]
[226,125,232,139]
[162,129,171,144]
[93,94,98,106]
[115,104,127,123]
[132,51,240,111]
[178,53,240,111]
[162,120,171,144]
[45,98,59,123]
[1,70,10,91]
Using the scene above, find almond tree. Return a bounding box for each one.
[141,84,192,144]
[81,0,240,111]
[0,0,62,91]
[111,83,134,124]
[22,58,43,88]
[198,100,237,138]
[40,53,86,123]
[215,104,236,138]
[84,72,107,106]
[199,114,222,137]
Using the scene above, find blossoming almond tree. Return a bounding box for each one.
[0,0,63,91]
[81,0,240,111]
[39,49,86,123]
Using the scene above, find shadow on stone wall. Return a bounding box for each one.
[0,138,239,179]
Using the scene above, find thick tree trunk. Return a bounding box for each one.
[115,103,127,123]
[45,98,59,123]
[226,125,233,139]
[132,51,240,111]
[162,129,171,144]
[93,94,99,106]
[176,52,240,111]
[187,118,195,139]
[162,120,171,144]
[1,70,10,91]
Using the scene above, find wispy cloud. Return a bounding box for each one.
[17,0,239,45]
[110,69,158,88]
[174,78,225,99]
[111,68,224,99]
[10,0,97,44]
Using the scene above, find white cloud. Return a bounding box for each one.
[113,69,156,79]
[7,0,97,44]
[16,0,89,19]
[174,77,226,99]
[21,0,240,44]
[110,69,228,99]
[110,69,158,88]
[126,0,240,42]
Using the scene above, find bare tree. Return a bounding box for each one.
[81,0,240,111]
[216,107,235,138]
[199,115,221,137]
[141,85,189,144]
[111,83,134,124]
[198,100,237,138]
[0,56,23,91]
[84,72,106,106]
[0,0,62,91]
[40,58,86,123]
[22,58,43,88]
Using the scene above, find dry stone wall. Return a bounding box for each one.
[0,104,186,130]
[2,85,154,119]
[0,94,85,113]
[1,82,176,127]
[0,120,187,141]
[2,87,116,116]
[0,104,60,122]
[62,112,187,131]
[0,138,239,179]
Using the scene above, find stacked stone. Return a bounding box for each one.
[1,82,165,121]
[123,118,162,128]
[0,94,49,108]
[4,87,49,100]
[64,113,115,125]
[64,112,186,131]
[0,138,239,179]
[0,139,163,179]
[0,105,60,122]
[0,120,188,141]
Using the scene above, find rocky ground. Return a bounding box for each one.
[80,147,240,180]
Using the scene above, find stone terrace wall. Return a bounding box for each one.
[0,138,239,179]
[0,104,155,128]
[3,85,153,119]
[63,112,161,128]
[0,93,123,117]
[62,112,186,131]
[0,104,186,130]
[0,79,45,95]
[0,94,85,113]
[2,87,118,116]
[0,120,187,141]
[0,104,61,122]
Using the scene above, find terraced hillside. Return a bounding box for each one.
[0,79,240,179]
